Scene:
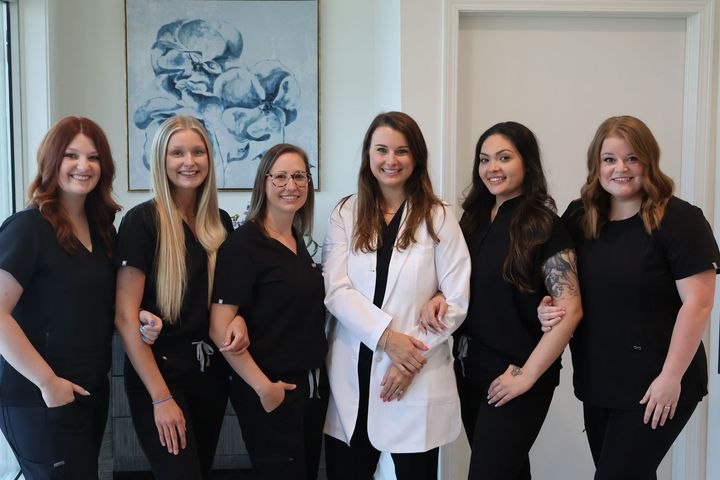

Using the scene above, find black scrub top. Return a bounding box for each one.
[462,196,573,384]
[115,200,233,352]
[0,208,115,406]
[212,220,326,375]
[564,197,719,409]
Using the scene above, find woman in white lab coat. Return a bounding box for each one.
[322,111,471,480]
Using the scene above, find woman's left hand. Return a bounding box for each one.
[487,364,536,407]
[219,315,250,354]
[380,365,414,402]
[640,373,681,429]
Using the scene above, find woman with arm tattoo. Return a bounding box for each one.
[456,122,582,479]
[542,116,719,479]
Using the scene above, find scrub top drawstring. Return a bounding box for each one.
[192,340,214,372]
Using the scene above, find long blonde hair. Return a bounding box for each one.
[581,116,674,239]
[150,116,227,323]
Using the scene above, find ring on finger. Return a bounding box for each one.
[663,405,671,410]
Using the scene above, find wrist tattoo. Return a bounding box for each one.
[511,366,523,377]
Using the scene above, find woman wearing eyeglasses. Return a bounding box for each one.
[210,143,327,480]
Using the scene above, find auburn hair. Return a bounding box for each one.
[580,115,674,238]
[27,116,120,255]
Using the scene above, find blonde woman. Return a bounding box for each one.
[115,116,234,479]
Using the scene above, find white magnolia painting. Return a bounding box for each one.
[126,0,319,190]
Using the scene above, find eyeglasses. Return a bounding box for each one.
[266,171,310,188]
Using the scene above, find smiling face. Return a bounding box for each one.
[368,126,415,197]
[265,151,308,219]
[478,133,525,204]
[165,128,210,195]
[57,133,102,202]
[598,136,645,207]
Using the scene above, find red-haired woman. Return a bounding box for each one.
[540,116,719,478]
[0,116,120,479]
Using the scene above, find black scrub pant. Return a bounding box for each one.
[583,402,697,480]
[230,367,329,480]
[457,365,556,480]
[124,348,228,480]
[325,344,440,480]
[0,377,109,480]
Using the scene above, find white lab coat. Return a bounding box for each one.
[323,195,471,453]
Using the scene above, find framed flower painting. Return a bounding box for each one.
[125,0,319,190]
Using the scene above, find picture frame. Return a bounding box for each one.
[125,0,319,191]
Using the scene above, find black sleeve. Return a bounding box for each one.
[212,225,257,307]
[560,200,585,245]
[219,209,234,234]
[115,202,157,275]
[0,210,41,289]
[657,198,720,280]
[539,214,575,264]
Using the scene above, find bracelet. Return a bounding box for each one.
[382,329,392,351]
[152,395,173,406]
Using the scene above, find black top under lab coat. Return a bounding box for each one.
[564,197,720,409]
[115,200,233,352]
[0,208,115,406]
[212,220,327,375]
[462,196,573,385]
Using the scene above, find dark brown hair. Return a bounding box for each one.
[461,121,556,293]
[27,116,120,255]
[580,115,674,238]
[350,111,443,252]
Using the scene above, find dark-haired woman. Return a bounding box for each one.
[540,116,718,479]
[0,117,120,478]
[210,143,328,479]
[323,111,471,479]
[457,121,582,479]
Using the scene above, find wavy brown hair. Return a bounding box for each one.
[246,143,315,236]
[349,111,443,252]
[27,116,120,256]
[580,115,674,238]
[461,121,556,293]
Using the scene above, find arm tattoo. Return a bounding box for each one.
[542,248,580,299]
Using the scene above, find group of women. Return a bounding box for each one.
[0,110,716,480]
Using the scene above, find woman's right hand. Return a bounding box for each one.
[419,292,448,334]
[256,380,297,413]
[153,398,186,455]
[40,375,89,408]
[139,310,163,345]
[384,330,428,375]
[537,295,566,332]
